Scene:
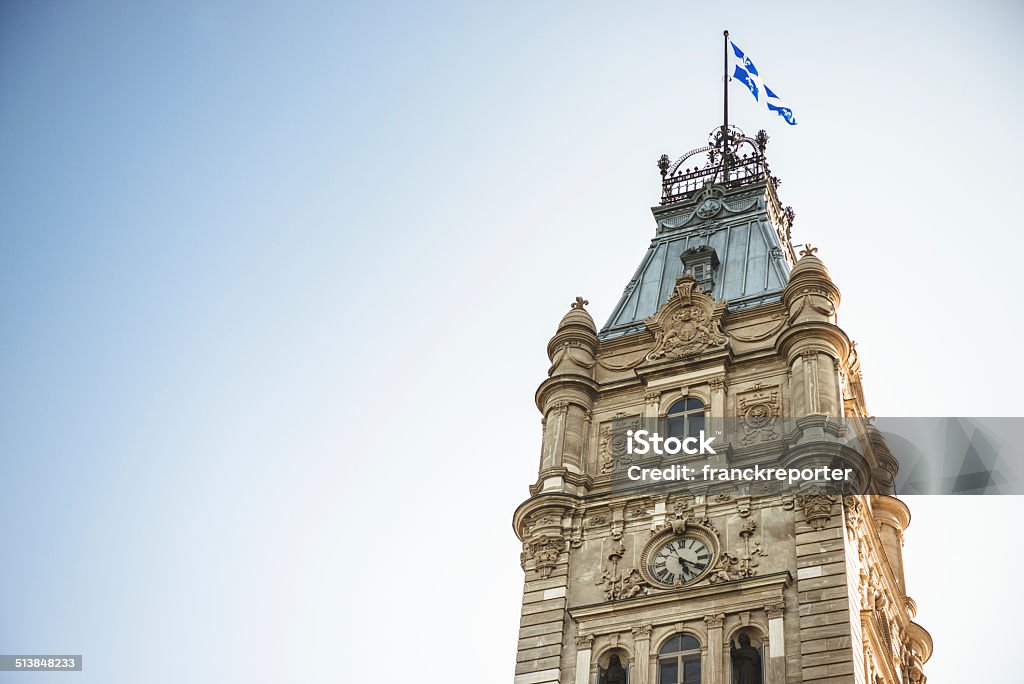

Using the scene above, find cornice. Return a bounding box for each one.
[569,571,792,622]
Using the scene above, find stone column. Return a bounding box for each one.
[765,603,786,684]
[871,496,911,593]
[574,635,593,684]
[631,625,652,684]
[709,377,728,445]
[704,613,725,684]
[709,377,727,415]
[644,390,661,419]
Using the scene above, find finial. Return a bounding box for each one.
[784,206,796,225]
[755,130,769,153]
[798,244,819,257]
[657,154,671,177]
[571,296,589,310]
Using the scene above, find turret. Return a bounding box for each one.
[533,297,598,493]
[777,247,849,417]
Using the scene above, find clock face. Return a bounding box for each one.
[648,537,712,586]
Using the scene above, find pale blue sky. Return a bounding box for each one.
[2,2,1022,682]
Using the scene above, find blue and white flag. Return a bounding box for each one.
[730,40,797,126]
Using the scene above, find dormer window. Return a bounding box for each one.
[680,246,720,293]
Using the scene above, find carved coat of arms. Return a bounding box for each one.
[645,274,727,361]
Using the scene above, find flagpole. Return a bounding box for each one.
[722,29,730,183]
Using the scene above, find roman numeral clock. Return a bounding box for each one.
[640,519,717,588]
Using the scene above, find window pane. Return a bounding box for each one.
[685,398,704,411]
[687,413,705,439]
[667,400,688,416]
[660,635,681,654]
[658,659,679,684]
[679,635,700,651]
[682,655,701,683]
[667,416,685,438]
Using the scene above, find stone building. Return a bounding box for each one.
[512,127,932,684]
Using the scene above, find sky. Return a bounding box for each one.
[1,1,1022,682]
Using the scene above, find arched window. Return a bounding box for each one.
[659,634,701,683]
[666,398,705,441]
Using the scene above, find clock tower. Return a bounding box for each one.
[512,128,931,684]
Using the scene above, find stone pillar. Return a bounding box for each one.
[631,625,652,684]
[574,635,593,684]
[704,613,725,684]
[709,376,727,416]
[644,390,661,419]
[709,377,728,444]
[765,603,786,684]
[871,496,911,594]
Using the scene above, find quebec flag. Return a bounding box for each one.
[730,40,797,126]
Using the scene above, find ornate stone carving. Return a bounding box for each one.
[708,551,741,584]
[644,274,728,361]
[796,495,837,531]
[596,567,650,601]
[596,540,650,601]
[843,495,862,537]
[671,496,695,519]
[525,535,564,578]
[599,413,642,474]
[525,513,558,535]
[736,496,751,518]
[765,603,785,619]
[631,624,653,639]
[709,520,766,583]
[738,383,781,444]
[575,633,594,650]
[704,613,725,629]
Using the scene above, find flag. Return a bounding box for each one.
[730,40,797,126]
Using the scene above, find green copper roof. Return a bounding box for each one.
[600,178,794,340]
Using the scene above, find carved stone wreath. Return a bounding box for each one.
[645,275,728,361]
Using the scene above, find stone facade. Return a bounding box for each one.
[512,131,931,684]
